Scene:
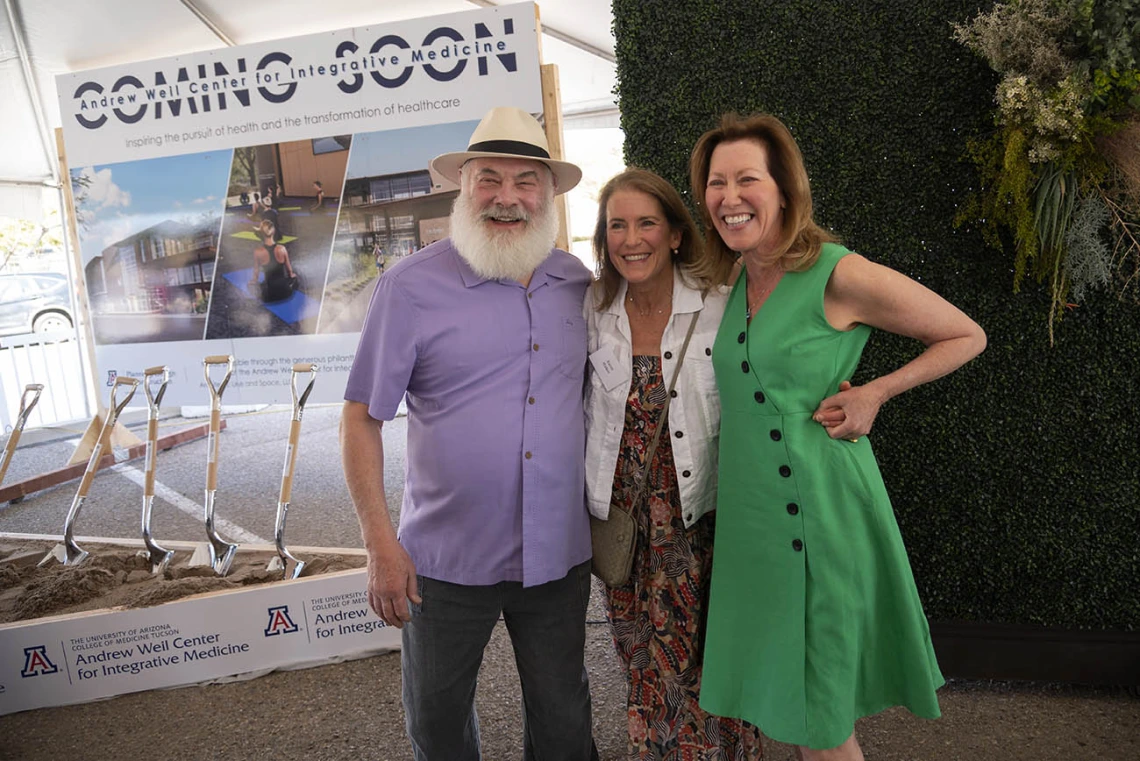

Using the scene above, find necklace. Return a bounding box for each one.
[626,290,670,318]
[745,273,781,320]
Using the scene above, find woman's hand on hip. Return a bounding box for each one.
[813,380,885,440]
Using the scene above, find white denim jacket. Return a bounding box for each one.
[584,267,728,528]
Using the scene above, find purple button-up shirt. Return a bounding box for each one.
[345,240,592,588]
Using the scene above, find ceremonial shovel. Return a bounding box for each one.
[267,362,318,580]
[138,366,174,574]
[0,383,44,487]
[191,355,239,576]
[42,376,138,566]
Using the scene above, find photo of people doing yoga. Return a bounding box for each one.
[205,135,349,339]
[251,219,296,302]
[72,150,231,345]
[316,120,475,334]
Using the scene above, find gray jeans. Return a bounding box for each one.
[401,560,599,761]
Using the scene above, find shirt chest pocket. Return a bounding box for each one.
[559,316,588,379]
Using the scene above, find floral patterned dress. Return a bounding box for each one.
[605,355,764,761]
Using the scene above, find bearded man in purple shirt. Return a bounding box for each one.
[341,107,599,761]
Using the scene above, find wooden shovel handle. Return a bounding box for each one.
[0,429,22,485]
[206,408,221,491]
[279,419,302,504]
[76,439,106,497]
[144,417,159,497]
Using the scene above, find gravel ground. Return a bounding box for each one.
[1,411,1137,759]
[1,578,1137,761]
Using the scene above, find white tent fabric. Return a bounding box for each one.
[0,184,45,222]
[0,0,618,203]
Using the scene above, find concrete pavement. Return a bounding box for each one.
[0,409,1137,760]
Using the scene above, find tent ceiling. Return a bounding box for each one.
[0,0,617,190]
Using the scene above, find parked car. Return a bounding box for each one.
[0,272,75,336]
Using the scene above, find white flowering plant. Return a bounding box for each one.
[954,0,1140,342]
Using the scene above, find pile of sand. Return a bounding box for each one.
[0,540,366,624]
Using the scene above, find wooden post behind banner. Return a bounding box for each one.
[540,64,571,252]
[535,5,571,253]
[55,128,143,464]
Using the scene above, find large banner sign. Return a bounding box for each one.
[57,2,542,405]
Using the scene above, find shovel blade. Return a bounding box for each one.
[138,548,174,575]
[209,541,238,577]
[38,542,88,567]
[267,554,305,580]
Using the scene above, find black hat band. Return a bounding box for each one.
[465,139,551,160]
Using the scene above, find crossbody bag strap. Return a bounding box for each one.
[629,297,704,508]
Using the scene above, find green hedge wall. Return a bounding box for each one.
[612,0,1140,630]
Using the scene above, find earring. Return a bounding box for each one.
[672,248,679,257]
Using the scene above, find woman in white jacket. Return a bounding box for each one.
[585,168,762,759]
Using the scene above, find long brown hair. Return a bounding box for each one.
[591,168,727,310]
[689,113,836,271]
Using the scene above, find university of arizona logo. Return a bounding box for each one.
[264,606,299,636]
[21,646,58,677]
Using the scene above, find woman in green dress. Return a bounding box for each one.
[689,113,987,760]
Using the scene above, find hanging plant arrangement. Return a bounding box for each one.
[954,0,1140,343]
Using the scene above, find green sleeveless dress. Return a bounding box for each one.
[698,243,944,750]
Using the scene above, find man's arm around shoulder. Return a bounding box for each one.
[340,401,421,628]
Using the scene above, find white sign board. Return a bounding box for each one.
[0,568,399,715]
[58,4,541,166]
[57,2,543,407]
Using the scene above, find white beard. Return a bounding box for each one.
[449,188,559,281]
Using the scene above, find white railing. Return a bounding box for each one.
[0,329,91,433]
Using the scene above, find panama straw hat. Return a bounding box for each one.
[431,107,582,194]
